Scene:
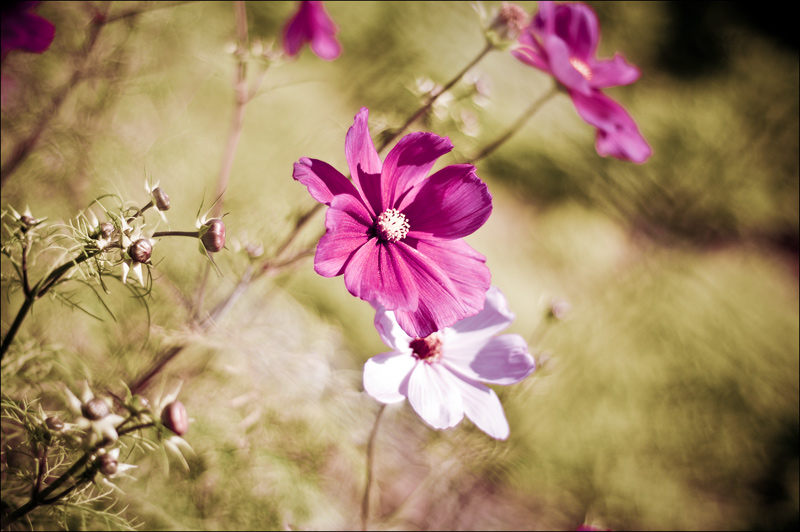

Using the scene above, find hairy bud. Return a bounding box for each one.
[201,219,226,253]
[129,238,153,263]
[82,397,110,420]
[98,453,118,476]
[152,187,171,211]
[161,401,189,436]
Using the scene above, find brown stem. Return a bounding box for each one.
[361,404,387,531]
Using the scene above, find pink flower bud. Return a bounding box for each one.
[98,453,118,476]
[129,238,153,263]
[82,397,110,420]
[201,219,226,253]
[152,187,170,211]
[161,401,188,436]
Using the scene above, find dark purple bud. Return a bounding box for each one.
[82,397,110,420]
[161,401,188,436]
[20,214,38,229]
[129,239,152,263]
[99,222,115,240]
[98,453,118,476]
[201,219,226,253]
[152,187,170,211]
[45,416,64,431]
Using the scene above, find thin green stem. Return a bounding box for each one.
[465,84,560,164]
[361,404,387,531]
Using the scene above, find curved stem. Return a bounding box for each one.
[361,404,387,531]
[465,84,560,164]
[377,41,495,154]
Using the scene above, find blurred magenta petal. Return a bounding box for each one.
[294,107,493,337]
[1,1,55,62]
[363,287,535,439]
[282,1,341,61]
[512,1,651,162]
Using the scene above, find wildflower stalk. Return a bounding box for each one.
[1,249,101,360]
[377,41,495,153]
[361,404,386,531]
[466,84,560,164]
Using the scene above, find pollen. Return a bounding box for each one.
[569,57,593,80]
[375,208,410,243]
[410,332,443,364]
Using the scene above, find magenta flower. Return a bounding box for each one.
[512,1,651,163]
[282,1,341,61]
[363,287,535,440]
[293,107,493,338]
[1,1,55,62]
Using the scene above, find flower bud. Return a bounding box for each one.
[98,452,118,476]
[45,416,64,431]
[548,299,571,320]
[129,238,153,263]
[487,2,528,45]
[201,219,226,253]
[152,187,170,212]
[161,401,188,436]
[99,222,115,240]
[82,397,110,420]
[20,214,39,231]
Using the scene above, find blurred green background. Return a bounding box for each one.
[1,1,798,530]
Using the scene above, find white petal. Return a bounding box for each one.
[363,352,416,403]
[446,286,515,350]
[132,263,144,286]
[448,374,510,440]
[444,334,535,385]
[121,262,130,284]
[407,362,464,430]
[374,308,411,351]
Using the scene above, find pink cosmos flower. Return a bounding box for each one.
[293,107,493,338]
[512,1,651,163]
[282,1,341,61]
[1,1,55,62]
[363,287,535,440]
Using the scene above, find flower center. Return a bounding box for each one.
[410,332,443,364]
[374,208,410,243]
[569,57,593,80]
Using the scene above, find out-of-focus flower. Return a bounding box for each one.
[93,448,137,492]
[282,1,341,61]
[149,382,193,470]
[293,107,493,338]
[6,205,45,233]
[64,383,125,448]
[512,1,651,163]
[1,1,55,62]
[145,177,170,222]
[485,2,529,47]
[363,287,535,439]
[119,225,153,286]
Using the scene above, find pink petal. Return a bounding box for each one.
[510,41,549,73]
[345,108,383,214]
[551,2,599,61]
[381,132,453,210]
[314,194,371,277]
[570,90,652,163]
[543,34,593,96]
[407,362,464,430]
[447,286,514,343]
[444,334,534,385]
[390,241,469,338]
[282,2,311,57]
[374,307,411,351]
[363,351,416,404]
[408,238,491,325]
[308,2,341,61]
[293,157,359,205]
[446,373,510,440]
[402,164,492,239]
[590,53,640,88]
[343,239,419,311]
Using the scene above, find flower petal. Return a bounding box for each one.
[346,108,384,215]
[374,306,411,351]
[408,238,491,325]
[550,1,599,61]
[446,286,513,344]
[403,164,492,239]
[363,351,416,403]
[343,239,420,311]
[381,132,453,210]
[570,90,652,163]
[282,2,311,57]
[444,334,535,385]
[589,53,640,88]
[293,157,359,206]
[308,2,341,60]
[314,194,371,277]
[447,375,510,440]
[543,34,593,96]
[407,362,464,430]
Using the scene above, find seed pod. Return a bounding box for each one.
[160,401,189,436]
[98,453,118,476]
[45,416,64,431]
[82,397,110,420]
[152,187,170,211]
[129,238,153,263]
[201,219,225,253]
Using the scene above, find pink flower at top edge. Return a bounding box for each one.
[282,1,341,61]
[363,287,535,440]
[511,1,651,163]
[1,1,55,62]
[293,107,493,338]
